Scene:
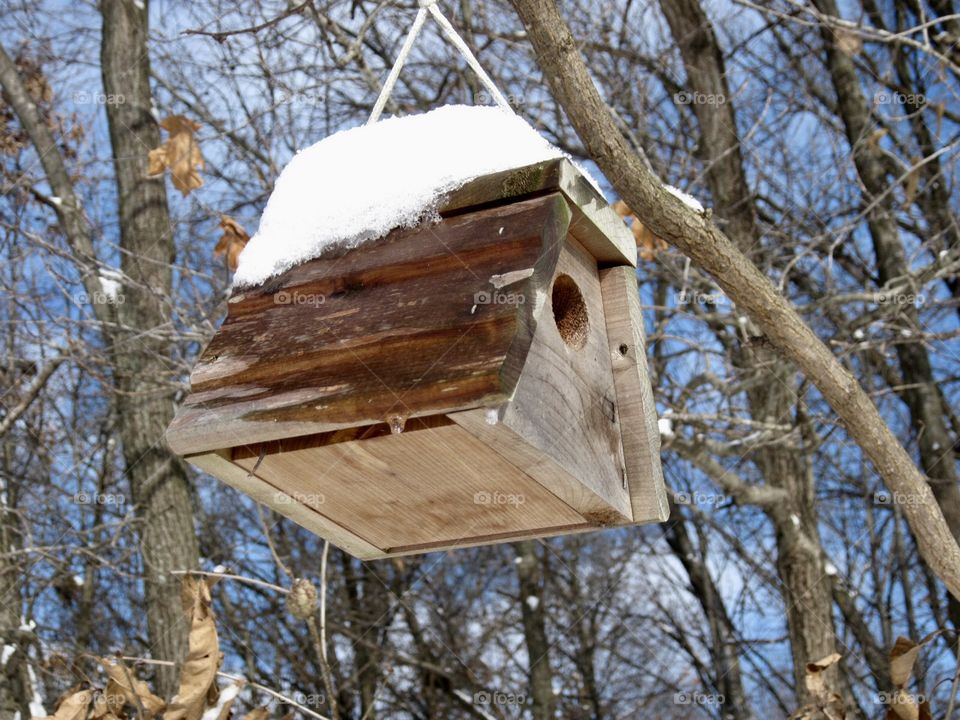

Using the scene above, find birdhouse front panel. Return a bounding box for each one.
[167,159,667,559]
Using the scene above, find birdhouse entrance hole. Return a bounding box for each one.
[552,274,589,350]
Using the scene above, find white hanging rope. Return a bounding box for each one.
[424,3,513,112]
[367,6,428,124]
[367,0,515,125]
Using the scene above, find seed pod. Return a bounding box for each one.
[286,578,318,620]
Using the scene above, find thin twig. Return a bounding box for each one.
[183,1,313,42]
[170,569,289,594]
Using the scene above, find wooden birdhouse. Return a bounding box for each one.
[166,156,668,559]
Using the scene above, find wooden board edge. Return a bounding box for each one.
[439,159,564,215]
[439,158,637,268]
[598,266,669,523]
[558,161,637,268]
[185,449,388,560]
[377,512,665,557]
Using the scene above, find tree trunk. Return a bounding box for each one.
[99,0,199,696]
[664,507,753,718]
[514,540,554,719]
[0,469,32,720]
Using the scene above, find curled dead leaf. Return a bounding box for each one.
[214,216,249,272]
[612,199,668,262]
[98,657,166,719]
[889,688,920,720]
[165,576,221,720]
[889,631,940,688]
[788,653,845,720]
[202,680,244,720]
[33,687,93,720]
[890,637,922,688]
[148,115,204,196]
[805,652,842,703]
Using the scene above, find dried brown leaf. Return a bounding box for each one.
[165,576,221,720]
[241,709,268,720]
[612,199,667,262]
[211,683,244,720]
[34,687,93,720]
[805,652,842,702]
[790,654,845,720]
[99,658,165,719]
[886,629,942,717]
[890,688,919,720]
[147,115,204,196]
[890,636,923,687]
[214,216,249,271]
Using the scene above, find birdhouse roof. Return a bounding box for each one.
[234,105,599,287]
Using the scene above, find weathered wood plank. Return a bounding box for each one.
[186,449,387,560]
[230,423,586,552]
[496,235,633,523]
[451,236,633,524]
[598,266,668,523]
[441,159,637,267]
[167,195,570,455]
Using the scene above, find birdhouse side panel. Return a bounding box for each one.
[497,235,633,523]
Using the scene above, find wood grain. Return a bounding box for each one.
[167,195,570,455]
[494,235,632,523]
[186,449,386,560]
[441,158,637,267]
[230,423,587,553]
[598,265,668,522]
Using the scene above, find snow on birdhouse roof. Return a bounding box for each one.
[234,105,577,287]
